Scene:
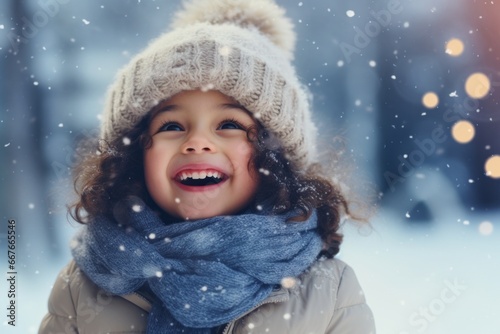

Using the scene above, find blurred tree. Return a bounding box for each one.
[1,1,60,267]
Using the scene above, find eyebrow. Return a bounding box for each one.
[150,102,252,119]
[220,103,252,116]
[151,104,178,115]
[147,104,178,123]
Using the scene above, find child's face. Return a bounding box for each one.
[144,89,259,220]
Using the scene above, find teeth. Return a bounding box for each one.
[178,170,223,181]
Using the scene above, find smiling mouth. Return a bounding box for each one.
[175,170,227,187]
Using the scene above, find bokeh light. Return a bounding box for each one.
[478,221,494,236]
[445,38,464,56]
[451,120,475,144]
[485,155,500,178]
[465,72,491,99]
[422,92,439,109]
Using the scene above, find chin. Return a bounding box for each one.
[181,208,237,221]
[175,208,222,221]
[163,201,253,221]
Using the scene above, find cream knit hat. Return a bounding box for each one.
[101,0,317,169]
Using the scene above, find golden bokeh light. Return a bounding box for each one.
[465,72,491,99]
[451,120,475,144]
[485,155,500,179]
[422,92,439,109]
[445,38,464,56]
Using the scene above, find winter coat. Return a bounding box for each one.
[39,258,375,334]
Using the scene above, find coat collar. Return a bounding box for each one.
[120,285,290,314]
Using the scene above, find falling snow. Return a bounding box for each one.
[259,168,270,176]
[201,83,215,92]
[219,45,232,56]
[281,277,297,288]
[4,2,500,333]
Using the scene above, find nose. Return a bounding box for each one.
[181,130,216,154]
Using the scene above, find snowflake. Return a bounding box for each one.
[281,277,297,288]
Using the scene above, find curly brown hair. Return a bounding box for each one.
[69,111,367,257]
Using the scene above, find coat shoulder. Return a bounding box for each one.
[305,258,376,333]
[39,260,149,334]
[39,260,82,333]
[232,257,376,333]
[301,257,369,310]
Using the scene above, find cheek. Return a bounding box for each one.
[235,140,253,156]
[230,141,257,177]
[144,147,167,182]
[143,154,156,191]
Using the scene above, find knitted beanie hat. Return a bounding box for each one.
[100,0,317,169]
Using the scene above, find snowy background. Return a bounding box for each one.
[1,0,499,333]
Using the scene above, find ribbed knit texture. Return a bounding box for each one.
[71,197,322,333]
[100,0,317,169]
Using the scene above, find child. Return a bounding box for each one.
[39,0,376,333]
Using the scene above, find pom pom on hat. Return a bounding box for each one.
[172,0,296,59]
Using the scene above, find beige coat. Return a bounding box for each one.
[39,258,375,334]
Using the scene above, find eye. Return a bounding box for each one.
[218,118,246,130]
[158,121,183,132]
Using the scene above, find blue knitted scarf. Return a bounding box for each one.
[72,197,322,333]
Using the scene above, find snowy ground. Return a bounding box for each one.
[2,207,499,334]
[340,207,500,334]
